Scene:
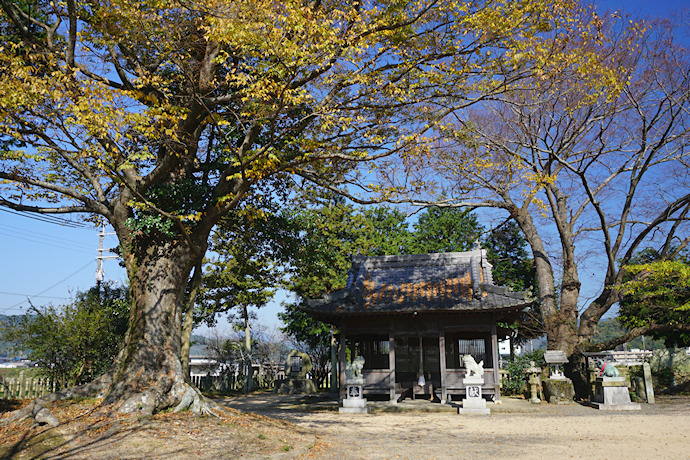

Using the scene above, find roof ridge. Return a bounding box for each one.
[354,250,485,269]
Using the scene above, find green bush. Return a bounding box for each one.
[502,350,546,396]
[0,285,129,388]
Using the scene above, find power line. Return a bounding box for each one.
[0,291,70,300]
[1,260,96,312]
[1,222,94,249]
[0,229,94,254]
[0,207,90,228]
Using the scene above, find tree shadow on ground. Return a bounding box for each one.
[0,403,154,459]
[1,397,315,459]
[0,399,24,412]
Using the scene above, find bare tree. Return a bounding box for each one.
[203,323,290,392]
[427,17,690,354]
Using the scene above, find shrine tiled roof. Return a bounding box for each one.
[304,250,532,318]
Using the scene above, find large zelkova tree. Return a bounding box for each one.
[417,15,690,355]
[0,0,583,415]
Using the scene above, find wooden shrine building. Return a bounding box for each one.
[303,250,532,402]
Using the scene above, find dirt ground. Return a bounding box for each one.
[1,394,688,459]
[218,394,690,460]
[0,398,315,459]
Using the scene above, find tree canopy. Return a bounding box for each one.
[619,255,690,348]
[279,201,408,360]
[0,0,625,415]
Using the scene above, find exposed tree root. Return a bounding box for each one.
[1,372,219,427]
[173,385,221,416]
[0,372,112,427]
[115,381,221,416]
[105,367,221,417]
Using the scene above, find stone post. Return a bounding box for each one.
[330,327,338,393]
[643,362,655,404]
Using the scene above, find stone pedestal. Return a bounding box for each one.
[340,377,368,414]
[274,378,317,394]
[586,377,641,411]
[542,377,575,404]
[458,376,490,415]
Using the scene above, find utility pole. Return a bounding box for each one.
[96,220,117,291]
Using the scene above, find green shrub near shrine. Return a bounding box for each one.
[502,350,546,397]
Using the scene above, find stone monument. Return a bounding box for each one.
[274,349,317,394]
[542,350,575,404]
[340,356,368,414]
[458,354,490,415]
[586,361,641,411]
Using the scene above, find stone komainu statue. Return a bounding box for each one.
[345,356,365,380]
[463,354,484,377]
[351,356,365,377]
[599,361,620,378]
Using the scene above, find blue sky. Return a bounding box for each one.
[0,211,124,315]
[1,0,687,333]
[597,0,688,17]
[0,209,286,333]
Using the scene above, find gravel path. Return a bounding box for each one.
[218,394,690,460]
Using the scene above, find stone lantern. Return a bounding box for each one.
[523,361,542,404]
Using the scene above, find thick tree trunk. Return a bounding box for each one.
[549,262,581,354]
[100,239,214,415]
[510,205,563,346]
[3,219,221,426]
[6,231,223,428]
[510,189,582,354]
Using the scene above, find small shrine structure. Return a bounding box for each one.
[303,250,532,403]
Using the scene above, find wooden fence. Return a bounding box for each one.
[1,369,331,399]
[311,369,332,390]
[190,371,277,393]
[190,369,333,393]
[190,373,242,393]
[0,371,56,400]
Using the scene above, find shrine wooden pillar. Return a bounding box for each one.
[389,328,396,402]
[339,329,347,401]
[490,315,501,401]
[439,328,447,402]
